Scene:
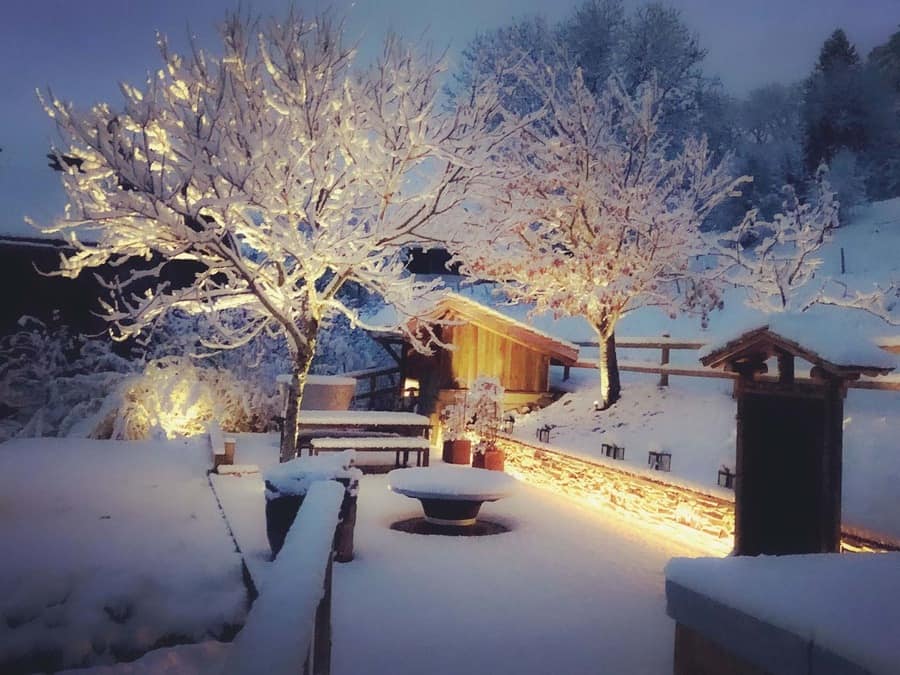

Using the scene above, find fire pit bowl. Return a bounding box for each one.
[388,465,517,526]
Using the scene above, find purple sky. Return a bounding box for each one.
[1,0,896,235]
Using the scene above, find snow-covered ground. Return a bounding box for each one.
[0,438,246,674]
[450,200,900,540]
[332,470,695,675]
[42,433,699,674]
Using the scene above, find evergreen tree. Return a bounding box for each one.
[802,29,869,173]
[815,29,859,73]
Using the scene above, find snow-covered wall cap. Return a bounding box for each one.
[699,308,896,376]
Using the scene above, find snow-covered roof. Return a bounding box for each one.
[410,291,580,364]
[700,309,896,377]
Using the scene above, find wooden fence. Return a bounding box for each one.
[570,337,900,392]
[343,366,402,409]
[222,481,344,675]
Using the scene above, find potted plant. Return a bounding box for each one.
[440,397,472,465]
[468,376,506,472]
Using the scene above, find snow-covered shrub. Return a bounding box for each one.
[0,314,284,441]
[439,377,506,446]
[96,357,280,440]
[310,312,393,375]
[0,317,135,440]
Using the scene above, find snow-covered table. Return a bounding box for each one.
[388,466,517,526]
[297,410,433,465]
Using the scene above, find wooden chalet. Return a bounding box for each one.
[377,293,579,415]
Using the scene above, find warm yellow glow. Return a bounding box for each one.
[499,437,894,556]
[497,437,734,557]
[403,378,420,393]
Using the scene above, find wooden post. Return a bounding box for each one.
[776,350,794,385]
[224,437,236,465]
[311,555,333,675]
[659,346,670,387]
[368,373,377,410]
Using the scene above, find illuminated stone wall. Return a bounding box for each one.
[497,436,898,555]
[497,436,735,555]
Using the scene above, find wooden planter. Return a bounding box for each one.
[443,439,472,465]
[472,448,505,471]
[483,448,506,472]
[265,477,357,561]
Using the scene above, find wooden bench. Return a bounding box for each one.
[311,436,431,468]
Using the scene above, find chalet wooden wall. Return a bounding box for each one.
[441,321,550,393]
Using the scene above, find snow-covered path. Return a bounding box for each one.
[332,472,701,675]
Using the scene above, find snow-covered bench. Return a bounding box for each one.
[310,436,431,467]
[209,422,235,471]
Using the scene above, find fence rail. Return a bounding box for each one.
[222,481,344,675]
[344,366,402,409]
[571,337,900,391]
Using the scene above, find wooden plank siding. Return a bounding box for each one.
[444,319,550,393]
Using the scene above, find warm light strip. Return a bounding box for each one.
[497,437,733,556]
[497,437,895,556]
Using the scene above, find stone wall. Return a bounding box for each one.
[497,436,898,555]
[497,436,735,555]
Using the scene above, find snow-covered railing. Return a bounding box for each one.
[222,480,344,675]
[571,336,900,391]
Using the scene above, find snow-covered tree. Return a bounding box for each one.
[714,167,840,313]
[453,62,838,408]
[453,67,744,407]
[38,12,508,458]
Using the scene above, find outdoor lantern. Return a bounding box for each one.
[500,414,515,434]
[602,443,625,460]
[648,450,672,472]
[592,400,601,411]
[717,466,735,489]
[537,425,552,443]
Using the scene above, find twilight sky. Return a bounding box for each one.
[0,0,896,235]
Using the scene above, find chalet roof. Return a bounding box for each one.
[700,318,895,379]
[411,292,580,365]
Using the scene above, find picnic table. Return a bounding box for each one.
[297,410,433,467]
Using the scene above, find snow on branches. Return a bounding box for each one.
[457,69,746,335]
[37,12,511,453]
[452,58,838,406]
[713,166,840,313]
[39,13,507,364]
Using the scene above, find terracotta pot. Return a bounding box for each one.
[443,439,471,465]
[483,448,506,472]
[472,452,486,469]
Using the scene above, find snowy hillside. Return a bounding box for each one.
[465,199,900,540]
[455,197,900,348]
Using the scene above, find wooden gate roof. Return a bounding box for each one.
[700,324,894,379]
